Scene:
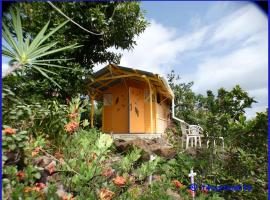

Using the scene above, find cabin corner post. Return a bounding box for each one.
[90,95,95,128]
[144,77,153,134]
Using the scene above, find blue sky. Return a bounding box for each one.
[2,2,268,119]
[95,1,267,119]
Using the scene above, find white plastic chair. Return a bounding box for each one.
[206,132,224,148]
[189,125,204,148]
[180,121,192,149]
[180,122,203,149]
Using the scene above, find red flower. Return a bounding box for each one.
[201,187,208,194]
[64,121,79,133]
[46,161,56,174]
[32,147,41,157]
[113,176,126,186]
[24,183,46,193]
[102,168,114,177]
[62,193,74,200]
[16,171,25,181]
[187,189,195,197]
[99,188,115,200]
[172,180,184,188]
[3,127,16,135]
[35,183,46,190]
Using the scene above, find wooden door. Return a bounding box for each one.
[129,87,145,133]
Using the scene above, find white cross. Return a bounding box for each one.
[188,169,197,183]
[188,169,197,198]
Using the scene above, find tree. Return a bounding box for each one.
[2,9,79,88]
[3,2,147,100]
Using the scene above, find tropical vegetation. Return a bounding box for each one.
[2,2,267,200]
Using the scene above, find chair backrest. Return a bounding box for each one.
[189,125,203,135]
[180,121,190,136]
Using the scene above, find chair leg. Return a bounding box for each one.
[219,137,224,148]
[214,140,216,148]
[186,137,189,149]
[207,140,209,148]
[199,137,202,147]
[195,137,197,148]
[182,138,184,148]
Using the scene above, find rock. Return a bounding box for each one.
[114,138,176,159]
[5,149,25,169]
[166,189,183,200]
[33,156,53,168]
[115,138,151,153]
[151,146,177,159]
[114,138,152,160]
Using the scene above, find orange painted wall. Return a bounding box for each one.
[101,78,170,134]
[102,81,129,133]
[129,87,145,133]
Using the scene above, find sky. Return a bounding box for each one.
[94,1,268,119]
[2,1,268,119]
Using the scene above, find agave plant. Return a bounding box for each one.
[2,9,80,88]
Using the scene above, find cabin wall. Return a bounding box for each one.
[155,101,170,133]
[102,81,129,133]
[126,79,157,134]
[102,78,170,134]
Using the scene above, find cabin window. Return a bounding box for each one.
[157,93,161,104]
[103,94,112,106]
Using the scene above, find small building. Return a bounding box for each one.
[88,64,174,139]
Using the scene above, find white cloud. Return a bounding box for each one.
[211,4,266,43]
[94,20,209,76]
[2,63,9,77]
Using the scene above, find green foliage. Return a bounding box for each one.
[135,156,161,181]
[117,148,142,174]
[2,127,28,153]
[3,2,147,100]
[2,8,79,87]
[59,129,113,197]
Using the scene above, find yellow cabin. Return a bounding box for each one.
[88,64,174,137]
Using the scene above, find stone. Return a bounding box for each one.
[114,138,176,159]
[166,189,183,200]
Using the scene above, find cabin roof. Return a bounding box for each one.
[88,64,174,99]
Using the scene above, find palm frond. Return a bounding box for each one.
[2,8,81,88]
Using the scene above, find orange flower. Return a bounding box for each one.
[3,127,16,135]
[62,193,75,200]
[113,176,126,186]
[46,161,56,174]
[24,184,45,193]
[64,121,79,133]
[102,168,114,177]
[99,188,115,200]
[16,171,25,181]
[172,180,184,189]
[32,147,41,157]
